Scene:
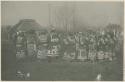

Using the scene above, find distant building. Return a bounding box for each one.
[12,19,43,59]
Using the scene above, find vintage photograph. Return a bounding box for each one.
[1,1,124,81]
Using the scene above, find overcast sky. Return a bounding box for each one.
[1,1,124,28]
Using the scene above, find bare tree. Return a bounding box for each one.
[54,3,75,32]
[53,3,80,60]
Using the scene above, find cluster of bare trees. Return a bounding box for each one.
[48,3,123,61]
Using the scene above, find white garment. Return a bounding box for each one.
[26,72,30,78]
[96,73,102,81]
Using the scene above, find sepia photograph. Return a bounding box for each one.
[1,1,124,81]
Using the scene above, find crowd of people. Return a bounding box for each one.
[14,24,123,61]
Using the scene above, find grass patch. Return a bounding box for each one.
[2,60,123,81]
